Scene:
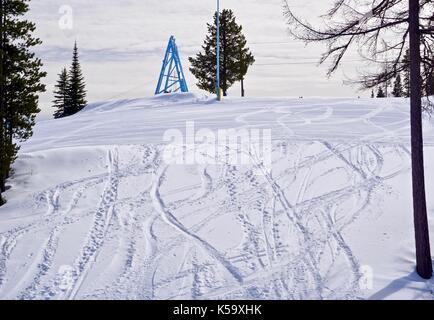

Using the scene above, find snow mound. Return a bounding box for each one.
[82,92,207,114]
[1,96,434,300]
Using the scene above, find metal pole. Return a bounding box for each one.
[0,0,5,197]
[216,0,221,101]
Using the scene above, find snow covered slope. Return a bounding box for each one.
[1,93,434,300]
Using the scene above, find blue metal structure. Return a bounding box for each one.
[155,36,189,95]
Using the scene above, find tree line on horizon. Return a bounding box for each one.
[283,0,434,279]
[373,49,434,98]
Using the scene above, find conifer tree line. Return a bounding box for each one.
[374,49,434,98]
[53,42,87,118]
[0,0,46,205]
[189,9,255,97]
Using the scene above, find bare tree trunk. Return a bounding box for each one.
[409,0,432,279]
[241,78,245,97]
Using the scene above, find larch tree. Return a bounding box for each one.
[283,0,434,279]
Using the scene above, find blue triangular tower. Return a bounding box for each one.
[155,36,189,95]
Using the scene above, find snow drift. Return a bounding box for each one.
[0,93,434,300]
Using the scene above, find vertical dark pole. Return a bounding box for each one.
[240,45,245,97]
[409,0,432,279]
[0,0,5,200]
[216,0,221,101]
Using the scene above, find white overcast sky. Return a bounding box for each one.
[28,1,370,119]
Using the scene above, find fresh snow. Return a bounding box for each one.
[1,93,434,300]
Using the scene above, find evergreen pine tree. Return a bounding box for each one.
[189,9,255,97]
[392,74,404,97]
[402,49,411,98]
[0,0,46,205]
[425,72,434,96]
[52,67,69,119]
[377,87,386,98]
[371,89,375,98]
[66,42,87,116]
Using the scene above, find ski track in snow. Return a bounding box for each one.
[0,97,425,300]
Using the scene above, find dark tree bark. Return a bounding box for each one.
[409,0,432,279]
